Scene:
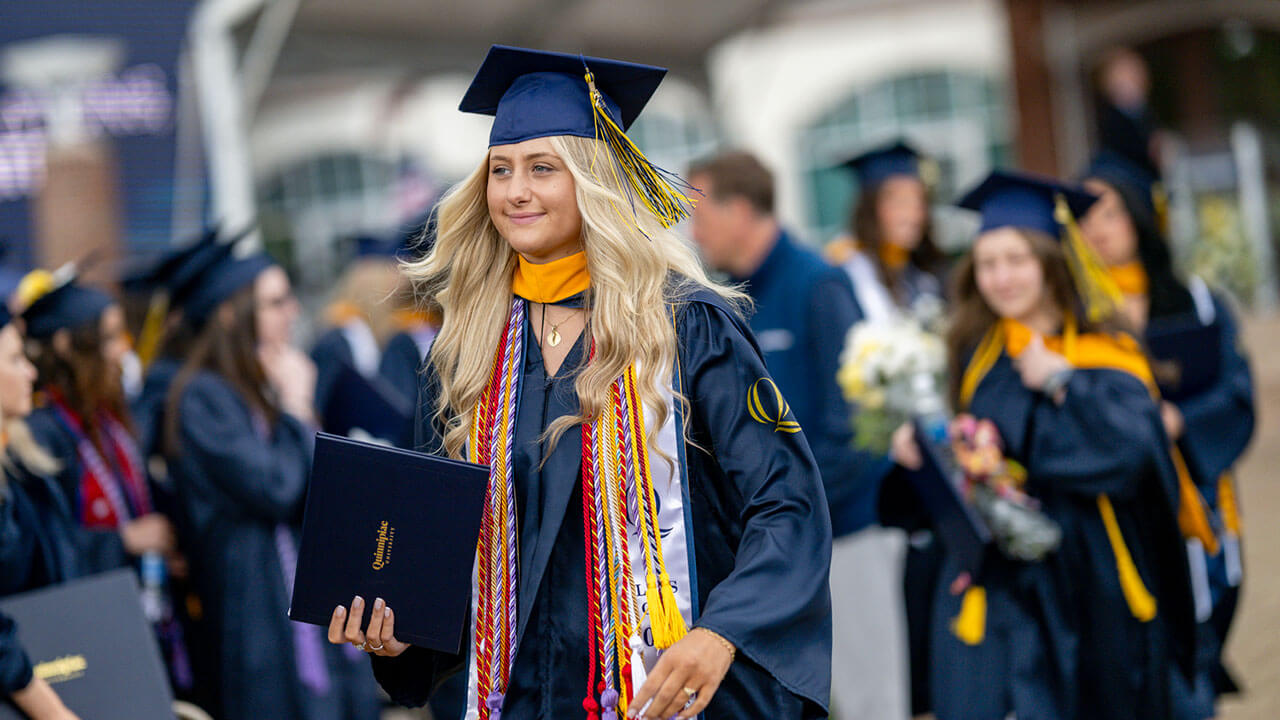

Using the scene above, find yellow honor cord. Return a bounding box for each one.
[624,366,687,649]
[1096,495,1158,622]
[951,586,987,646]
[1172,449,1219,554]
[1219,473,1242,536]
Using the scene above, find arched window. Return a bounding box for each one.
[798,70,1011,249]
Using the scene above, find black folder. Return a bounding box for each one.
[909,419,991,575]
[290,432,488,654]
[0,570,174,720]
[1144,317,1222,401]
[320,363,415,447]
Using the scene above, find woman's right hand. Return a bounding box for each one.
[889,423,923,471]
[11,675,80,719]
[329,595,411,658]
[120,513,176,556]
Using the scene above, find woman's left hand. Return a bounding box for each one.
[1013,334,1071,392]
[628,628,735,720]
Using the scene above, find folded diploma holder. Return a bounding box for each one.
[0,569,175,720]
[290,432,488,654]
[909,418,991,575]
[1143,317,1222,402]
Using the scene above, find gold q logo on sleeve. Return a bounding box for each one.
[748,378,802,434]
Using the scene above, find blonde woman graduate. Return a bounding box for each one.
[327,46,834,720]
[886,171,1195,720]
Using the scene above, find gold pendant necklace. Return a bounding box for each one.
[547,324,562,347]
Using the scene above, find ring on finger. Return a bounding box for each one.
[682,687,698,709]
[352,640,366,651]
[368,642,384,652]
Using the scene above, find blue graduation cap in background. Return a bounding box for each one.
[1081,149,1161,220]
[958,170,1120,320]
[174,241,274,325]
[459,45,694,228]
[844,140,925,187]
[18,266,114,340]
[957,170,1099,239]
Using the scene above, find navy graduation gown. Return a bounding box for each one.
[311,327,357,422]
[0,456,83,694]
[739,231,889,537]
[380,331,428,405]
[914,356,1193,720]
[166,371,380,720]
[371,288,833,719]
[1149,292,1255,705]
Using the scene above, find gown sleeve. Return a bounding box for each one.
[176,374,311,523]
[0,611,32,696]
[677,296,833,709]
[1025,368,1164,500]
[1174,296,1256,488]
[369,356,467,706]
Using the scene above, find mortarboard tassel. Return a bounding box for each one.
[584,70,698,230]
[136,293,170,369]
[1152,183,1170,238]
[1054,194,1123,323]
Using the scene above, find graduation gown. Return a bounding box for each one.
[0,455,83,694]
[1149,290,1255,705]
[371,288,833,719]
[911,356,1194,720]
[379,329,433,405]
[166,371,380,720]
[739,230,887,537]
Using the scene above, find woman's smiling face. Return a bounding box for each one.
[487,136,584,264]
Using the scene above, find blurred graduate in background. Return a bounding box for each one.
[1080,151,1255,719]
[160,241,379,720]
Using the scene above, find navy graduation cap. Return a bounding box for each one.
[1081,149,1160,219]
[19,266,113,340]
[175,242,274,324]
[844,140,925,187]
[460,45,665,145]
[459,45,694,227]
[957,170,1099,239]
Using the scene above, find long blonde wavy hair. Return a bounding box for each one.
[405,134,744,460]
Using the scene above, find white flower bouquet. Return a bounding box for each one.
[836,317,947,454]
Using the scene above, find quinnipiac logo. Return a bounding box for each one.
[747,378,801,434]
[372,520,395,570]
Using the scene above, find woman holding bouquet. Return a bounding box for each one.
[1080,151,1254,718]
[826,139,948,718]
[888,171,1194,719]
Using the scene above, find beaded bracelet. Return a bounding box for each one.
[693,627,736,660]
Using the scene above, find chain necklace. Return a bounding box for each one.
[541,304,577,347]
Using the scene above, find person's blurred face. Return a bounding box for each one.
[0,325,37,419]
[98,304,129,370]
[1080,180,1140,267]
[688,174,751,272]
[487,137,583,264]
[877,176,929,251]
[255,266,298,348]
[973,227,1047,322]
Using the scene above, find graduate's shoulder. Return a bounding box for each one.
[667,280,765,359]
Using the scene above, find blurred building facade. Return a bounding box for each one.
[3,0,1280,308]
